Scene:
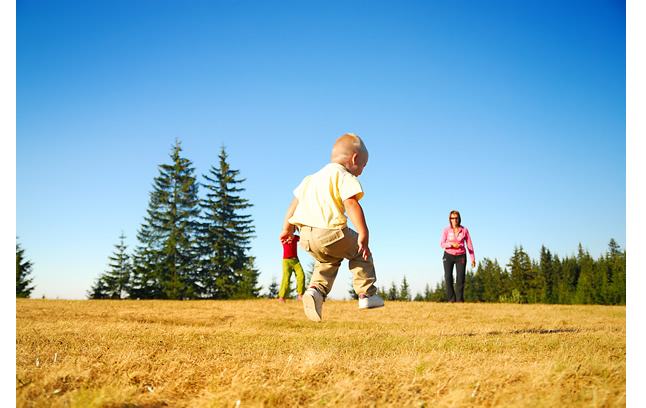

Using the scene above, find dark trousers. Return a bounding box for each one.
[443,251,466,302]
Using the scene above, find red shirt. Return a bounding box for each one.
[283,235,299,259]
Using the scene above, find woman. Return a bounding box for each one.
[440,210,475,302]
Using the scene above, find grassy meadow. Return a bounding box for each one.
[16,299,625,407]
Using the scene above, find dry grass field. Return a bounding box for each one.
[16,299,625,407]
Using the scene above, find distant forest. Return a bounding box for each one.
[16,140,625,305]
[376,240,625,305]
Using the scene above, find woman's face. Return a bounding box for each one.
[450,214,459,227]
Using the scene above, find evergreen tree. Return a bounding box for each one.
[267,277,279,298]
[429,281,446,302]
[556,255,579,304]
[399,276,411,301]
[130,140,202,299]
[423,283,432,301]
[413,292,424,301]
[101,232,131,299]
[477,258,505,302]
[232,257,262,299]
[507,246,533,303]
[198,146,256,299]
[464,269,484,301]
[87,275,110,299]
[605,239,626,304]
[574,244,595,304]
[16,241,35,298]
[378,286,388,300]
[539,246,556,303]
[387,281,399,301]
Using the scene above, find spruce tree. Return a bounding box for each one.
[508,246,533,303]
[539,246,556,303]
[399,276,411,301]
[131,140,202,299]
[101,232,131,299]
[199,146,256,299]
[574,244,595,304]
[605,239,626,305]
[88,276,110,299]
[423,283,432,301]
[16,241,35,298]
[267,277,279,298]
[387,281,399,301]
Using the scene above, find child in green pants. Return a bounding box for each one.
[278,234,305,302]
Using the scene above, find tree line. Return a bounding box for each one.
[15,141,626,305]
[88,141,259,300]
[378,239,625,305]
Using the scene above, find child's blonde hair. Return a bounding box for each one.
[331,133,368,164]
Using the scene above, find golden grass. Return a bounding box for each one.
[16,299,625,407]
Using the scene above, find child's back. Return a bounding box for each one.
[279,133,385,322]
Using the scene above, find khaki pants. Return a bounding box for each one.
[298,225,377,298]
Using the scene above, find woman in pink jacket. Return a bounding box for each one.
[440,210,476,302]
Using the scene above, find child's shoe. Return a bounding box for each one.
[302,287,323,322]
[358,293,385,309]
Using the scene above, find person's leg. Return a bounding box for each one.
[278,259,292,299]
[323,227,377,297]
[455,254,467,302]
[443,252,456,302]
[292,260,305,296]
[300,227,344,298]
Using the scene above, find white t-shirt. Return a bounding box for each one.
[288,163,364,229]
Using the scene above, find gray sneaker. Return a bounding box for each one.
[358,293,385,309]
[302,287,323,322]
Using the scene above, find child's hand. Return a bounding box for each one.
[279,229,293,244]
[358,234,371,261]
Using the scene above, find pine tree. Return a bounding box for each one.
[423,283,432,301]
[16,241,35,298]
[574,244,594,304]
[605,239,625,305]
[130,140,202,299]
[88,276,110,299]
[478,258,505,302]
[267,277,279,298]
[387,281,399,301]
[539,246,556,303]
[101,232,131,299]
[232,257,261,299]
[429,281,446,302]
[198,146,256,299]
[507,246,533,303]
[399,276,411,301]
[378,286,388,300]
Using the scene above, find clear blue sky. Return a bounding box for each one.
[17,0,626,300]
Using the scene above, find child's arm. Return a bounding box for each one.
[343,196,370,261]
[279,197,298,243]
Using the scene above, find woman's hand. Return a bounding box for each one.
[451,242,460,248]
[471,259,476,268]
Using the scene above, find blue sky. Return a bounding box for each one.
[17,0,626,300]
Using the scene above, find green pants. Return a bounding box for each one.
[279,258,305,298]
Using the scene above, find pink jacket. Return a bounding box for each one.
[440,226,475,261]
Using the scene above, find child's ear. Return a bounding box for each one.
[351,152,358,165]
